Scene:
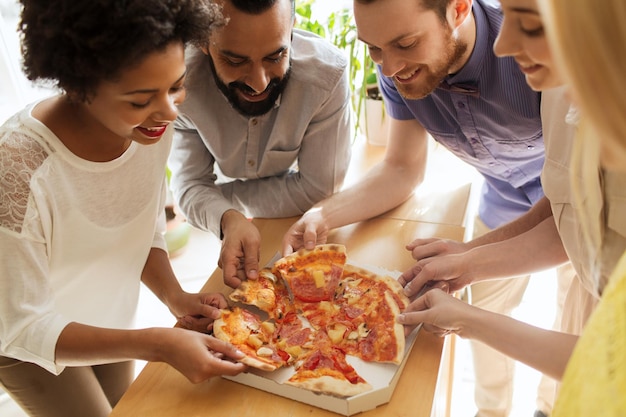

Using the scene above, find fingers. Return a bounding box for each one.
[399,264,433,298]
[207,336,245,360]
[405,238,437,251]
[281,239,295,256]
[242,244,260,281]
[178,315,216,333]
[302,223,319,251]
[222,261,243,289]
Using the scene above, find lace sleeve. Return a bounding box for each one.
[0,131,49,234]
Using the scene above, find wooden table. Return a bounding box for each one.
[112,136,477,417]
[110,217,464,417]
[343,135,479,229]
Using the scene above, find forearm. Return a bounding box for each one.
[55,322,168,366]
[318,117,429,230]
[462,307,577,380]
[141,247,184,310]
[319,160,424,230]
[466,216,569,281]
[466,196,553,248]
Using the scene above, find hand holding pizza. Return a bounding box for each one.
[399,250,475,298]
[154,327,247,383]
[219,209,261,288]
[397,288,470,338]
[174,292,228,333]
[281,207,330,255]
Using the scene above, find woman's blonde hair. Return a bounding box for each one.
[540,0,626,287]
[540,0,626,164]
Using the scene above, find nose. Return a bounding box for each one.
[244,63,271,93]
[379,50,404,78]
[154,91,184,122]
[493,19,518,58]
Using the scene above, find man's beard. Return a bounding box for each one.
[393,34,467,100]
[208,56,291,117]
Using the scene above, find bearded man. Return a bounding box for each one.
[168,0,352,289]
[282,1,545,416]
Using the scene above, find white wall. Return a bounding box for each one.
[0,0,54,124]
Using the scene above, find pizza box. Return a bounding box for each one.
[222,261,420,416]
[223,327,420,416]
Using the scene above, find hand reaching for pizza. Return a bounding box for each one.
[174,292,228,333]
[219,209,261,288]
[154,327,247,383]
[397,288,469,337]
[281,207,330,255]
[399,244,475,298]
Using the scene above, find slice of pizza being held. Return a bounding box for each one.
[213,307,288,372]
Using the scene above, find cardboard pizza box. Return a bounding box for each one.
[223,327,420,416]
[223,262,419,416]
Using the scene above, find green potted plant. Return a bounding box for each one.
[295,2,387,145]
[164,166,191,256]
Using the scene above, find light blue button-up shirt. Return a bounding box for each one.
[380,0,544,228]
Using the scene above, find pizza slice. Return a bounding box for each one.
[213,307,288,371]
[228,268,295,319]
[273,244,347,303]
[339,264,409,310]
[286,332,372,397]
[332,265,408,364]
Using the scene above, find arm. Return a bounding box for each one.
[405,196,553,260]
[282,117,429,253]
[401,213,570,296]
[398,289,577,380]
[56,247,248,381]
[140,247,227,330]
[55,324,245,383]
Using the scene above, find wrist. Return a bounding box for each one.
[220,209,246,239]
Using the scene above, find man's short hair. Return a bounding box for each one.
[230,0,295,18]
[354,0,452,23]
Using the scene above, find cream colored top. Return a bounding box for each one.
[540,87,626,332]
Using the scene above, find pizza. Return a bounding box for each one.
[213,244,409,397]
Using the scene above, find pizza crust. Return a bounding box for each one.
[383,291,406,365]
[238,354,279,372]
[286,373,373,398]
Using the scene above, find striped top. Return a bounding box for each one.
[380,0,544,228]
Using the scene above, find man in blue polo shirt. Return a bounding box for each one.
[282,0,545,416]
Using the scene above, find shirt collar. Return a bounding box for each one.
[444,0,490,86]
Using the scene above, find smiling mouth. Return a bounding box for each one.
[394,68,421,84]
[517,61,542,74]
[238,88,271,103]
[136,125,168,138]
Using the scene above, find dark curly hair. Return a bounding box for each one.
[18,0,224,101]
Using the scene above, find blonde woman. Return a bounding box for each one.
[539,0,626,414]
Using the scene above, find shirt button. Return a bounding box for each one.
[251,118,258,126]
[248,159,255,167]
[471,137,479,144]
[458,102,465,108]
[527,145,535,150]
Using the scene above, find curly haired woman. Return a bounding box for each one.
[0,1,246,416]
